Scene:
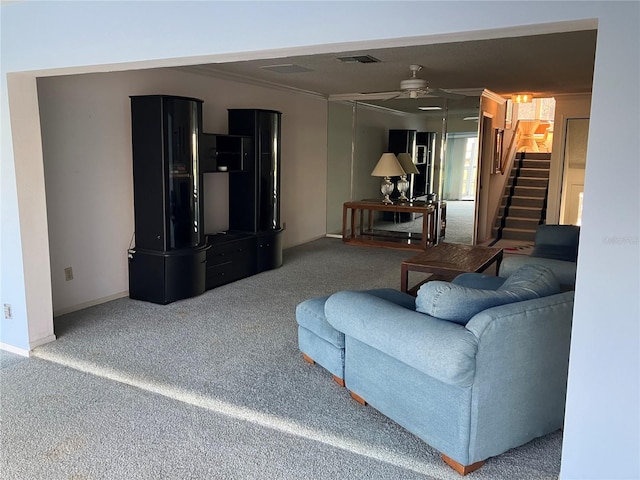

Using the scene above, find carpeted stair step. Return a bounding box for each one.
[513,186,547,198]
[511,176,549,187]
[503,217,541,230]
[518,167,551,178]
[519,152,552,160]
[520,159,551,170]
[499,227,537,242]
[502,195,545,208]
[498,205,541,219]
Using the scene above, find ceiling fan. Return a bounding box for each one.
[332,64,464,102]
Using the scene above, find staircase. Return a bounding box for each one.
[493,152,550,242]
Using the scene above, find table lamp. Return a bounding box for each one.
[371,153,405,204]
[396,153,420,202]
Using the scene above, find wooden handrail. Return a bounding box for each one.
[500,119,522,175]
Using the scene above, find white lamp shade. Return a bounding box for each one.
[396,153,420,174]
[371,153,405,177]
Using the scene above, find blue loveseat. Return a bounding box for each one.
[296,265,574,475]
[499,224,580,287]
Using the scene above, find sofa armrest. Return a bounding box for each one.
[325,291,479,386]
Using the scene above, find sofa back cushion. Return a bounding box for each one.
[415,264,561,325]
[532,224,580,261]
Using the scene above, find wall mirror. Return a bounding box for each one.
[326,94,483,245]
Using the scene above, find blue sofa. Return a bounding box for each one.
[499,224,580,287]
[296,265,574,475]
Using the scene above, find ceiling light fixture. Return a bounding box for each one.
[511,93,533,103]
[418,106,442,111]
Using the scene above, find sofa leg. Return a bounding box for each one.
[349,391,367,406]
[302,353,315,365]
[441,454,485,476]
[332,375,345,387]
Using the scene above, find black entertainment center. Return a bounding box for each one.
[128,95,283,304]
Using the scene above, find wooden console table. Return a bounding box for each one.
[342,200,436,251]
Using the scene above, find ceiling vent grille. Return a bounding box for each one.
[336,55,381,64]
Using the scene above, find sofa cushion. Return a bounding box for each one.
[497,263,561,298]
[532,224,580,262]
[416,264,561,325]
[532,245,578,262]
[499,255,577,286]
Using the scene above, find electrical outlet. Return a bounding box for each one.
[4,304,12,320]
[64,267,74,281]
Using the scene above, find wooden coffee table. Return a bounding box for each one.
[401,243,503,294]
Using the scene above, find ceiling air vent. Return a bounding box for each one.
[336,55,381,64]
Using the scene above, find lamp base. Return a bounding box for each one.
[380,176,395,204]
[396,175,410,202]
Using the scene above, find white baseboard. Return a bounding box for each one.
[1,334,57,356]
[325,233,342,239]
[53,291,129,317]
[30,334,57,350]
[0,342,31,357]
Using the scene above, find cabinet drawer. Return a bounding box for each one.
[205,256,255,289]
[206,237,255,266]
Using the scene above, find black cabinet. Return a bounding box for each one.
[128,247,208,305]
[415,132,437,199]
[228,109,282,233]
[201,133,252,173]
[227,109,283,272]
[388,129,417,156]
[205,233,257,289]
[129,95,208,304]
[256,229,283,273]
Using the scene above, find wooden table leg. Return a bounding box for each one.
[421,212,428,249]
[401,263,409,293]
[495,250,504,275]
[350,207,356,239]
[342,204,348,240]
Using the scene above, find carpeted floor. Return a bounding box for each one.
[1,238,561,480]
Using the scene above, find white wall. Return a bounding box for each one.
[1,2,638,479]
[37,68,328,315]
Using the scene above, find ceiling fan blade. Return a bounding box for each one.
[382,92,403,101]
[329,91,402,101]
[429,88,465,99]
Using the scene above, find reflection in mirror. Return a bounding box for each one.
[441,96,482,244]
[325,95,483,245]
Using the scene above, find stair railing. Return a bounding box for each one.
[500,119,522,175]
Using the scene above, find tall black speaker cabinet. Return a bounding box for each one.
[128,95,209,304]
[228,109,283,272]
